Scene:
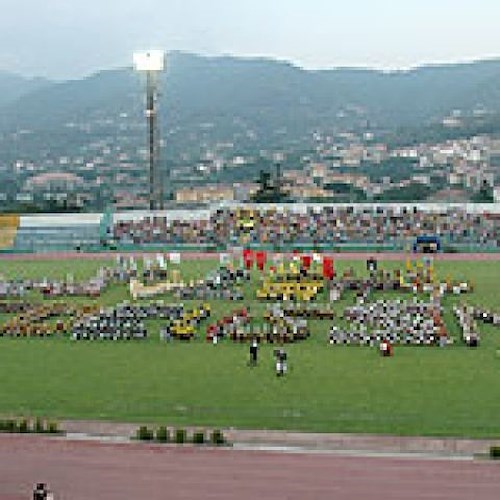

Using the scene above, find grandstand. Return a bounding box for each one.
[112,203,500,253]
[7,213,102,253]
[0,203,499,253]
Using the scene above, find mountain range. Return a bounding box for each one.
[0,71,49,109]
[2,52,500,144]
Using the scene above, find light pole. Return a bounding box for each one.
[133,50,165,210]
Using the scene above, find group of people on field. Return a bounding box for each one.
[330,297,449,348]
[247,337,288,377]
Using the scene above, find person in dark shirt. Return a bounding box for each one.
[33,483,50,500]
[249,337,258,366]
[367,256,377,274]
[274,349,288,376]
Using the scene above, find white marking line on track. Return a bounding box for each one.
[232,443,475,461]
[62,433,475,461]
[65,432,131,444]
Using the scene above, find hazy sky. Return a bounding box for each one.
[2,0,500,80]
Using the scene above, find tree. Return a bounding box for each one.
[251,168,290,203]
[470,185,494,203]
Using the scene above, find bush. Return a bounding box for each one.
[174,429,187,444]
[136,426,154,441]
[18,418,29,433]
[155,426,169,443]
[34,418,45,433]
[210,429,225,446]
[192,431,205,445]
[0,420,17,433]
[490,446,500,458]
[46,421,60,434]
[5,420,17,433]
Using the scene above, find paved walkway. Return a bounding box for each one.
[59,420,500,457]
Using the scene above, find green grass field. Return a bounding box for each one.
[0,257,499,437]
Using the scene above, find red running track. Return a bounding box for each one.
[1,251,500,261]
[0,435,499,500]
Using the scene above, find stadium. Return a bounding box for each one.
[2,40,500,499]
[2,200,500,499]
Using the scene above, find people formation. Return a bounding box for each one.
[206,306,310,344]
[0,259,137,300]
[332,298,448,347]
[0,251,498,369]
[452,304,500,347]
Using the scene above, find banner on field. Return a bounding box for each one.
[169,252,181,265]
[157,253,166,269]
[220,253,230,265]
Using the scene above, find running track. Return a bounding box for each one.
[0,435,499,500]
[1,251,500,261]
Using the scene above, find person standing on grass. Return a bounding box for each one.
[275,349,288,376]
[249,337,258,366]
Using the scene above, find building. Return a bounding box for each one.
[175,184,235,203]
[25,172,84,192]
[494,186,500,203]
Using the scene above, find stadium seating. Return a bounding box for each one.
[10,214,101,252]
[112,204,500,252]
[2,204,499,253]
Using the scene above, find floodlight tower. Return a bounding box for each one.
[133,50,165,210]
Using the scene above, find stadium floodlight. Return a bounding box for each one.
[133,50,165,72]
[133,50,166,211]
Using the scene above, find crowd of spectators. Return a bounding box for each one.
[113,217,222,246]
[113,206,500,249]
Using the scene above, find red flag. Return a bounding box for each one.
[256,251,267,271]
[301,255,312,270]
[323,257,334,279]
[243,249,254,270]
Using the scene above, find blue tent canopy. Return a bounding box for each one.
[413,235,441,252]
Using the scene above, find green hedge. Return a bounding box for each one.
[0,418,62,434]
[136,426,154,441]
[34,418,45,433]
[210,429,225,446]
[192,431,205,445]
[175,429,187,444]
[155,426,169,443]
[18,418,29,433]
[134,426,227,446]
